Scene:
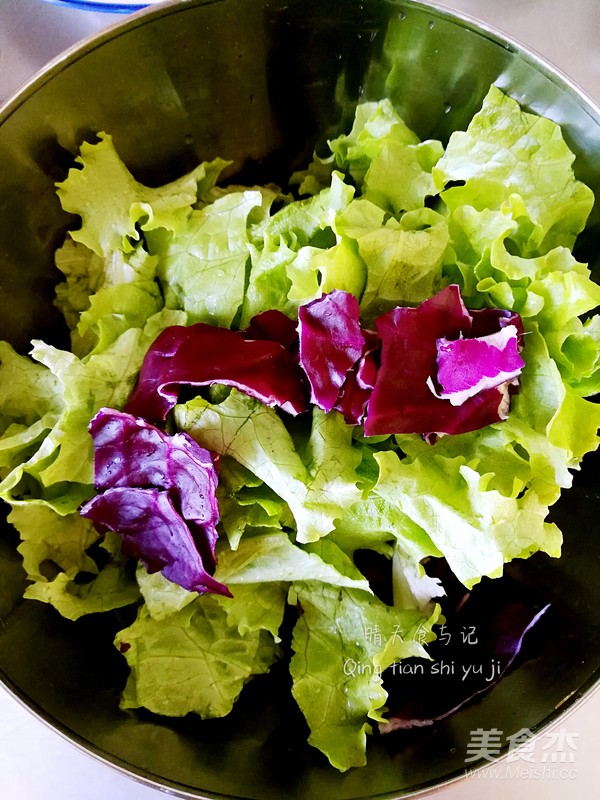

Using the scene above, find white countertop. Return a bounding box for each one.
[0,1,599,798]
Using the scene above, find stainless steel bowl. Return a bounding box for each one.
[1,1,599,797]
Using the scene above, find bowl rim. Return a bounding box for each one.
[1,1,600,797]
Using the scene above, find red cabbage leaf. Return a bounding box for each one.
[243,308,299,351]
[80,408,230,596]
[434,325,524,406]
[125,322,308,422]
[364,285,523,436]
[298,291,379,424]
[298,290,366,410]
[333,328,379,425]
[380,562,550,730]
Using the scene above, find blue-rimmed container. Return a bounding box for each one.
[41,0,159,12]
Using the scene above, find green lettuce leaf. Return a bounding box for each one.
[240,173,358,323]
[285,237,366,306]
[155,188,275,328]
[0,341,62,432]
[10,504,99,582]
[240,237,298,326]
[289,581,440,770]
[175,391,363,543]
[217,456,293,550]
[335,201,450,317]
[328,98,420,185]
[475,243,600,391]
[26,330,150,489]
[137,564,287,642]
[257,171,354,247]
[372,448,561,589]
[24,532,139,620]
[216,583,287,641]
[54,238,106,334]
[56,132,228,257]
[115,594,277,718]
[58,242,163,357]
[327,98,444,213]
[362,136,443,214]
[435,84,594,255]
[214,530,371,591]
[0,309,186,513]
[558,314,600,396]
[136,566,197,620]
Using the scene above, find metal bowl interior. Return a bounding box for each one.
[0,1,599,798]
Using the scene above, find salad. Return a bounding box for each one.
[1,84,599,771]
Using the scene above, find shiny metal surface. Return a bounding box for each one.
[0,1,599,798]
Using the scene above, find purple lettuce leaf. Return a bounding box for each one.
[243,308,300,352]
[364,285,523,437]
[470,307,524,339]
[125,322,308,422]
[298,290,368,414]
[81,487,229,596]
[434,325,524,406]
[380,561,550,731]
[333,328,380,425]
[80,408,229,596]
